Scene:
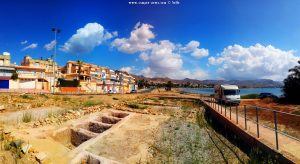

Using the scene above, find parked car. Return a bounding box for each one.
[259,93,278,99]
[108,90,116,94]
[130,90,137,93]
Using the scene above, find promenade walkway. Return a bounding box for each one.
[201,97,300,163]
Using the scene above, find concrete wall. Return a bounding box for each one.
[9,80,19,89]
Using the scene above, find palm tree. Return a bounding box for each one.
[283,60,300,104]
[76,60,84,80]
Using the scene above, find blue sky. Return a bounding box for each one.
[1,0,300,80]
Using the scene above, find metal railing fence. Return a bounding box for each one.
[199,94,300,151]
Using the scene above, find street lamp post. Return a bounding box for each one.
[51,27,60,94]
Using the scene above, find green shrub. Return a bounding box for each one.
[63,96,71,101]
[181,105,189,110]
[153,99,160,103]
[11,72,18,80]
[58,78,79,87]
[22,111,32,123]
[4,142,11,150]
[20,94,33,100]
[8,140,25,159]
[40,94,48,98]
[292,110,300,115]
[83,100,102,107]
[47,110,56,118]
[241,94,259,99]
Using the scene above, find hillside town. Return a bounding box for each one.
[0,52,137,93]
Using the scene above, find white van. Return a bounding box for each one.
[214,84,241,105]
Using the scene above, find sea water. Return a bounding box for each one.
[180,88,283,96]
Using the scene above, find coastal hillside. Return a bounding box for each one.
[132,75,283,88]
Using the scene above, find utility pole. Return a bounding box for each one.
[51,27,60,94]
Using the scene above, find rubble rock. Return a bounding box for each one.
[4,129,12,134]
[21,144,32,154]
[0,105,5,111]
[35,152,47,162]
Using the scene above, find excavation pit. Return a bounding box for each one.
[52,128,96,148]
[100,116,121,124]
[71,128,96,147]
[77,121,113,134]
[111,112,129,118]
[89,121,112,133]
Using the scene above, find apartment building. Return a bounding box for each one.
[61,61,109,92]
[0,52,11,66]
[0,52,15,89]
[61,61,98,80]
[15,66,48,90]
[0,54,136,93]
[21,56,58,76]
[117,71,136,93]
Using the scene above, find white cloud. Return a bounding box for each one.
[112,22,209,80]
[181,40,209,58]
[111,22,155,54]
[145,40,183,74]
[22,43,38,51]
[44,40,56,51]
[120,66,135,74]
[209,43,299,80]
[21,40,28,45]
[139,52,149,61]
[138,40,208,79]
[60,23,116,54]
[140,67,155,78]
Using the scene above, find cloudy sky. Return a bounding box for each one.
[1,0,300,81]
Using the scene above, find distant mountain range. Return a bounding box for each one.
[131,75,283,88]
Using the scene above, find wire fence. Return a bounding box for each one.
[200,95,300,151]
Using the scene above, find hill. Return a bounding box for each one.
[131,75,283,88]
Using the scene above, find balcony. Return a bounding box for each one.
[0,72,12,77]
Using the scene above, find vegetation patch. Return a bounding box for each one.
[292,110,300,115]
[20,94,33,100]
[83,100,102,107]
[58,78,79,87]
[4,140,25,159]
[22,111,33,123]
[63,96,71,101]
[241,93,259,99]
[149,119,213,163]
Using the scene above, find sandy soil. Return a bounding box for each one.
[86,113,168,163]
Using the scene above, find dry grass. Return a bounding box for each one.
[22,111,32,123]
[148,99,248,163]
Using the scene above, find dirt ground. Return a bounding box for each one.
[241,99,300,138]
[86,113,168,163]
[0,90,249,163]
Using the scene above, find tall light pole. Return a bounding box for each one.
[52,27,60,93]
